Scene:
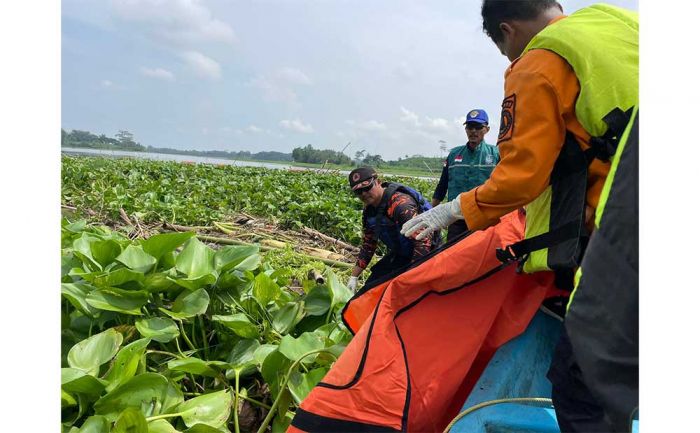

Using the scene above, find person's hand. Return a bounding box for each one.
[347,276,358,292]
[401,194,465,240]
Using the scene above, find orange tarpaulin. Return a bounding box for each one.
[289,211,561,432]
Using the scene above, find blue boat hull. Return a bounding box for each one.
[450,311,639,433]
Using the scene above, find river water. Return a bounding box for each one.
[61,147,437,180]
[61,147,293,170]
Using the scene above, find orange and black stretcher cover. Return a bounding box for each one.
[288,210,564,433]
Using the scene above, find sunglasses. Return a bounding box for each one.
[466,123,486,130]
[353,180,374,195]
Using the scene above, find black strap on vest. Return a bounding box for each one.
[585,107,634,163]
[496,219,581,263]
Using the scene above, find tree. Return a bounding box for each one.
[354,150,366,165]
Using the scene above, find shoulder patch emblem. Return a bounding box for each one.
[498,94,516,142]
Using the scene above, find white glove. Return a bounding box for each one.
[401,194,464,240]
[347,276,358,292]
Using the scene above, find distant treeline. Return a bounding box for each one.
[291,144,352,165]
[144,147,293,162]
[385,156,443,171]
[62,129,146,151]
[61,128,443,170]
[61,128,293,162]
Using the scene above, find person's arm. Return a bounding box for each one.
[432,163,449,206]
[390,193,433,260]
[459,51,581,231]
[354,214,378,272]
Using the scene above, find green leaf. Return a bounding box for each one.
[61,283,99,317]
[260,350,291,399]
[253,344,278,366]
[113,407,148,433]
[252,272,280,306]
[233,254,261,272]
[278,332,325,364]
[175,238,215,279]
[226,339,260,369]
[177,389,232,428]
[171,274,218,291]
[93,268,145,288]
[135,318,179,343]
[143,273,177,292]
[61,368,108,395]
[104,338,151,392]
[212,314,259,339]
[272,302,303,334]
[77,415,110,433]
[64,219,88,233]
[94,373,184,421]
[90,239,123,268]
[184,425,230,433]
[117,245,157,273]
[68,328,123,376]
[303,285,331,316]
[271,412,293,433]
[167,358,218,377]
[224,339,259,379]
[288,368,327,404]
[147,419,181,433]
[159,288,210,319]
[141,231,195,261]
[213,245,259,272]
[86,288,149,315]
[62,389,77,408]
[73,233,103,270]
[326,270,352,307]
[275,389,292,422]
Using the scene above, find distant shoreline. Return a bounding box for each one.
[61,147,439,179]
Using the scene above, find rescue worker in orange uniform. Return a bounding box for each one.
[402,1,638,431]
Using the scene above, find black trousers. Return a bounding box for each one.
[547,329,619,433]
[364,254,411,287]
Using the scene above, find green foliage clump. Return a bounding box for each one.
[61,219,353,433]
[61,156,437,245]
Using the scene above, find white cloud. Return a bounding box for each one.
[110,0,236,46]
[346,119,387,132]
[393,61,414,79]
[246,125,263,133]
[279,119,314,134]
[399,107,420,126]
[248,67,312,104]
[249,75,297,103]
[140,67,175,82]
[181,51,221,80]
[424,116,450,131]
[101,79,113,88]
[277,67,312,85]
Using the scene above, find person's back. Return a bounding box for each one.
[401,2,638,431]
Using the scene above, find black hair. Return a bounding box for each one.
[481,0,562,43]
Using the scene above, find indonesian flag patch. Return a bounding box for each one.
[455,155,463,162]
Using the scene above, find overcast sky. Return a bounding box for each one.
[62,0,637,160]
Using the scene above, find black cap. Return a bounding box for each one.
[348,167,377,190]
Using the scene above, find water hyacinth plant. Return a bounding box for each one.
[61,218,354,433]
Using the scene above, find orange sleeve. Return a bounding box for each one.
[460,49,585,231]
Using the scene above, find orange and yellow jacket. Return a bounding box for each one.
[459,17,610,232]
